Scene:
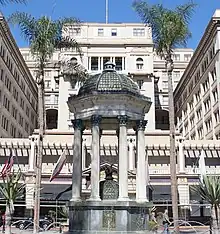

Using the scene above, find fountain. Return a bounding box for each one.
[65,61,152,233]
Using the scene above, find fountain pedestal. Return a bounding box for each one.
[68,200,150,234]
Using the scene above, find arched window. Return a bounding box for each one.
[136,58,143,70]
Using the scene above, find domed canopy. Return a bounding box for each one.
[78,62,140,96]
[68,61,152,123]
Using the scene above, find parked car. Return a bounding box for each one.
[15,217,53,230]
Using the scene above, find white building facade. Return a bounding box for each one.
[0,14,38,138]
[20,23,193,132]
[175,10,220,140]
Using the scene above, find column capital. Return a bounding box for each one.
[91,115,102,126]
[136,120,148,131]
[118,115,128,126]
[72,119,83,130]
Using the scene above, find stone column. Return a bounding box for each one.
[178,138,185,174]
[89,115,102,201]
[71,119,83,201]
[128,138,135,171]
[28,136,36,172]
[118,115,129,201]
[136,120,148,202]
[82,139,86,170]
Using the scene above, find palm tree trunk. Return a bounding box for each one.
[211,206,219,234]
[33,72,45,234]
[167,58,179,233]
[5,205,11,234]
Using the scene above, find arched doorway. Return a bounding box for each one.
[155,109,169,130]
[46,109,58,129]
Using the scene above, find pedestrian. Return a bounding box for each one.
[162,209,171,234]
[2,212,5,233]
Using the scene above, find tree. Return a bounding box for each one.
[0,170,25,234]
[133,1,196,232]
[192,176,220,234]
[8,13,81,234]
[0,0,26,5]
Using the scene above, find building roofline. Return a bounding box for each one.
[174,10,220,100]
[80,22,149,27]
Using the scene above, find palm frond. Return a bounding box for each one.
[55,36,82,58]
[56,17,81,32]
[133,1,195,57]
[8,12,37,43]
[176,1,197,24]
[0,170,25,204]
[191,176,220,206]
[0,0,27,5]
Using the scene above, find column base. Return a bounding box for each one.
[87,196,101,202]
[136,198,149,203]
[70,197,82,202]
[118,197,130,201]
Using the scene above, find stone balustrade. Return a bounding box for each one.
[1,163,219,176]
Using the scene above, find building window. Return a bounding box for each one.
[136,58,143,70]
[163,96,169,106]
[55,81,59,89]
[3,96,10,112]
[20,97,24,110]
[91,57,98,70]
[103,57,110,68]
[137,80,144,89]
[45,80,51,89]
[98,28,104,36]
[22,53,29,60]
[69,27,81,36]
[54,95,59,104]
[173,71,180,80]
[45,95,51,104]
[25,122,29,132]
[133,28,145,36]
[214,111,219,124]
[111,28,117,36]
[205,118,212,133]
[184,54,192,61]
[197,127,203,139]
[19,114,24,127]
[173,54,180,61]
[162,81,168,90]
[115,57,122,71]
[10,124,16,137]
[213,89,218,103]
[45,70,51,77]
[1,115,8,131]
[26,106,30,117]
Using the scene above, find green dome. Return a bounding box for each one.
[78,62,140,96]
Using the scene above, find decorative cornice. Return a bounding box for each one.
[118,115,128,126]
[136,120,148,131]
[91,115,102,126]
[71,119,83,130]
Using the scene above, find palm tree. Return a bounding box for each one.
[0,0,26,5]
[0,170,25,234]
[8,13,81,234]
[192,176,220,234]
[133,1,196,232]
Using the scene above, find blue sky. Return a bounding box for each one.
[2,0,220,49]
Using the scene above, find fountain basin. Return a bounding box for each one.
[67,200,151,234]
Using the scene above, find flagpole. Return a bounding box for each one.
[105,0,108,24]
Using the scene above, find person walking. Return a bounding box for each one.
[2,212,5,233]
[162,209,171,234]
